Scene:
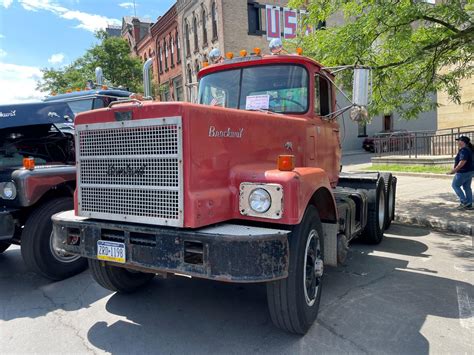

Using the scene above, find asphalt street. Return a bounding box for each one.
[0,224,472,354]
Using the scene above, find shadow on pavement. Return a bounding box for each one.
[86,232,472,354]
[385,223,430,237]
[0,247,110,321]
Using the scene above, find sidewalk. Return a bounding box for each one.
[342,160,473,236]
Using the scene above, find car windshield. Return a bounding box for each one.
[198,64,308,113]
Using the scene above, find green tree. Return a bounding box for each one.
[37,31,144,94]
[290,0,474,119]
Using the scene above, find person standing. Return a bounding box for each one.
[450,136,473,210]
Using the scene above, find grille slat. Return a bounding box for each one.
[76,117,183,227]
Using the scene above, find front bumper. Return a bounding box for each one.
[52,211,290,283]
[0,208,16,241]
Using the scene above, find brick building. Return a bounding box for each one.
[151,5,184,101]
[121,16,153,57]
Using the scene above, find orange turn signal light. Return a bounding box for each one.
[277,155,295,171]
[226,52,234,59]
[240,49,247,57]
[296,47,303,55]
[23,157,35,170]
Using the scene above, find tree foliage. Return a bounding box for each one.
[289,0,474,119]
[37,31,144,94]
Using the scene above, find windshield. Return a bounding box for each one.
[198,64,308,113]
[66,99,94,115]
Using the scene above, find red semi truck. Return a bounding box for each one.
[52,47,396,334]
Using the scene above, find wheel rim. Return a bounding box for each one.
[49,232,81,263]
[303,230,323,307]
[378,187,386,229]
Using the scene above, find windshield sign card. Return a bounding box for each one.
[245,95,270,110]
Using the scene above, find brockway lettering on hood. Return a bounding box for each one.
[209,126,244,138]
[0,110,16,118]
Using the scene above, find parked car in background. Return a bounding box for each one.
[363,130,414,153]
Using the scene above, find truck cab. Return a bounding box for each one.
[52,49,395,334]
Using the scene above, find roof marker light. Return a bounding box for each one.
[253,47,261,56]
[226,52,234,59]
[296,47,303,55]
[240,49,247,57]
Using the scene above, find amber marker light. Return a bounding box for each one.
[277,155,295,171]
[296,47,303,55]
[240,49,247,57]
[202,61,209,67]
[226,52,234,59]
[253,47,261,56]
[102,85,108,90]
[23,157,35,170]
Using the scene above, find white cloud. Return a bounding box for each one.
[119,2,134,9]
[0,0,13,9]
[19,0,120,32]
[0,62,44,104]
[0,34,5,38]
[0,49,6,58]
[48,53,65,64]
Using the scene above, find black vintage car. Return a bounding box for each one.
[0,88,132,280]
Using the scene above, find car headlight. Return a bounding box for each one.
[248,188,272,213]
[1,182,17,200]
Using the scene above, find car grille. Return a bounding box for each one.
[76,117,183,227]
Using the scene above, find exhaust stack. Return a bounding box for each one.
[95,67,104,86]
[143,58,153,99]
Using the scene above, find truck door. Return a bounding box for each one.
[314,73,341,185]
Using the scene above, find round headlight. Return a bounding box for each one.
[2,182,17,200]
[248,188,271,213]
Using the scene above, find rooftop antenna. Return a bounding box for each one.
[133,0,137,17]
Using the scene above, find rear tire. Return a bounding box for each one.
[359,177,386,244]
[380,173,395,229]
[0,242,11,253]
[89,259,155,293]
[266,205,324,335]
[21,197,87,280]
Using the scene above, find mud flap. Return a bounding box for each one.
[322,222,338,266]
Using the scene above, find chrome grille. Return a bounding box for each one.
[76,117,183,227]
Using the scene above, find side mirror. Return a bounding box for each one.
[352,67,371,107]
[350,67,371,122]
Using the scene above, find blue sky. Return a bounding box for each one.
[0,0,175,104]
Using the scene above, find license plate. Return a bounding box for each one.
[97,240,126,263]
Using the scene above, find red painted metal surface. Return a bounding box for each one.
[73,54,342,228]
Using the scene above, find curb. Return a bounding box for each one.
[395,213,473,236]
[358,170,453,180]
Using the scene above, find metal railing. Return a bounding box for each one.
[374,125,474,157]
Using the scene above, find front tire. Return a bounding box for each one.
[266,206,324,335]
[21,197,87,280]
[89,259,155,293]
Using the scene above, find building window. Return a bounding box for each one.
[358,123,367,137]
[185,22,191,58]
[170,35,175,67]
[202,7,208,46]
[195,60,200,76]
[247,1,261,35]
[211,2,218,40]
[193,16,199,53]
[158,44,163,74]
[187,64,192,83]
[164,40,168,71]
[176,32,181,63]
[383,114,393,131]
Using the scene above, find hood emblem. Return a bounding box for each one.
[209,126,244,138]
[107,164,147,177]
[0,110,16,118]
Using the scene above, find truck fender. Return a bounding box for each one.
[296,169,338,267]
